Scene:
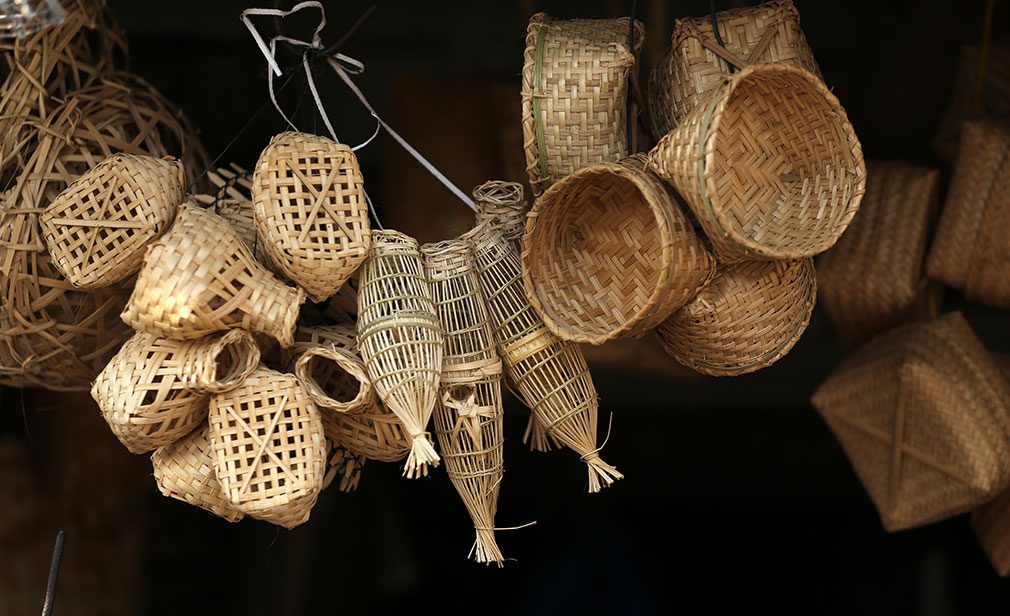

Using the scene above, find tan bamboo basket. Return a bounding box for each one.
[817,162,940,344]
[252,132,371,302]
[812,312,1010,532]
[522,155,715,344]
[151,424,245,522]
[323,442,365,493]
[293,335,373,415]
[521,12,645,195]
[647,63,866,262]
[934,43,1010,162]
[422,238,506,565]
[356,230,444,478]
[473,180,528,242]
[926,119,1010,309]
[40,154,184,289]
[656,259,816,377]
[208,366,326,529]
[467,223,621,492]
[121,204,305,346]
[647,0,820,138]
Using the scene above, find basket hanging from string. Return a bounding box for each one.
[473,180,528,243]
[289,325,375,415]
[152,424,245,523]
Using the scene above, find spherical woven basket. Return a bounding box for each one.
[473,180,528,243]
[648,63,866,262]
[522,155,715,344]
[152,424,245,523]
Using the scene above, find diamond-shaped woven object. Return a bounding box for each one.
[152,424,244,523]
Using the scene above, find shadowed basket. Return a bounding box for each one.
[290,327,374,415]
[151,424,245,523]
[522,155,714,344]
[934,43,1010,162]
[972,352,1010,576]
[473,180,528,242]
[648,63,865,262]
[656,259,816,376]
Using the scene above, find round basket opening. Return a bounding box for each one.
[213,336,255,390]
[307,352,365,407]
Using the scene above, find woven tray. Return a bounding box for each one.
[152,424,245,523]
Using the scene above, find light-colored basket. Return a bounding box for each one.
[656,259,816,377]
[812,312,1010,532]
[253,132,371,302]
[473,180,528,243]
[648,63,866,262]
[151,424,245,523]
[521,12,644,195]
[522,155,714,344]
[292,331,373,415]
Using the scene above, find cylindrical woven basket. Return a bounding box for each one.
[647,63,866,262]
[811,312,1010,532]
[293,337,373,415]
[656,259,816,377]
[151,424,245,523]
[121,204,305,346]
[252,132,371,303]
[473,180,528,242]
[522,155,714,344]
[647,0,820,139]
[208,366,326,529]
[521,12,644,195]
[817,161,940,344]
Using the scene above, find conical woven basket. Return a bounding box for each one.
[473,180,528,242]
[812,312,1010,532]
[521,12,644,195]
[656,259,816,377]
[121,204,305,346]
[151,424,245,523]
[522,155,714,344]
[648,63,865,262]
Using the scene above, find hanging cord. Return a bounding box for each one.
[40,530,65,616]
[626,0,637,150]
[975,0,997,114]
[709,0,735,74]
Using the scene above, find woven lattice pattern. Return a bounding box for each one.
[523,156,714,344]
[292,335,373,415]
[473,180,529,242]
[152,424,244,522]
[648,63,865,262]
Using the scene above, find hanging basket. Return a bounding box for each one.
[647,63,865,262]
[933,43,1010,162]
[151,424,245,523]
[522,155,714,344]
[291,328,374,415]
[473,180,528,243]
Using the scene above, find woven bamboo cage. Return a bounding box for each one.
[817,162,940,345]
[522,155,714,344]
[422,238,506,565]
[647,63,865,262]
[323,442,366,493]
[121,204,305,346]
[151,424,245,522]
[357,230,444,478]
[253,132,371,302]
[473,180,528,242]
[467,223,620,492]
[521,12,644,195]
[934,43,1010,162]
[812,312,1010,532]
[208,366,326,529]
[647,0,820,139]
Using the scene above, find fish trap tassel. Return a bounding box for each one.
[523,412,559,453]
[582,452,623,494]
[472,527,505,567]
[403,433,440,479]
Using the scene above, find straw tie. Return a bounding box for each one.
[443,384,495,449]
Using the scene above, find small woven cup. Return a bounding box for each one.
[294,342,374,415]
[152,424,245,522]
[473,180,528,242]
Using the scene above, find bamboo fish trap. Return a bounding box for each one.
[473,180,528,242]
[152,424,245,522]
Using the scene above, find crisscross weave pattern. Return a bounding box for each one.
[152,424,244,522]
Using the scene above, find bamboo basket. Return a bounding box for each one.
[291,331,374,415]
[357,230,444,478]
[817,162,940,344]
[422,238,506,565]
[934,43,1010,162]
[521,12,645,195]
[208,366,326,529]
[522,155,714,344]
[812,312,1010,532]
[253,132,371,302]
[473,180,528,242]
[656,259,816,377]
[647,0,820,138]
[151,424,245,522]
[647,63,865,262]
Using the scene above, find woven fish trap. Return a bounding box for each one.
[473,180,528,242]
[467,223,621,492]
[253,132,371,302]
[422,238,506,565]
[151,424,245,523]
[812,312,1010,531]
[926,119,1010,309]
[648,63,866,262]
[522,156,715,344]
[40,154,184,289]
[121,204,305,346]
[521,12,644,196]
[817,162,940,345]
[647,0,820,139]
[208,366,326,529]
[356,230,444,478]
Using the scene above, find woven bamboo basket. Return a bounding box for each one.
[357,230,444,478]
[817,161,940,344]
[473,180,528,242]
[522,155,714,344]
[934,43,1010,162]
[151,424,245,522]
[121,204,305,346]
[656,259,816,377]
[293,336,373,415]
[812,312,1010,532]
[648,63,866,262]
[422,238,506,565]
[208,366,326,529]
[467,223,621,492]
[647,0,820,138]
[521,12,645,195]
[253,132,371,302]
[323,442,366,493]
